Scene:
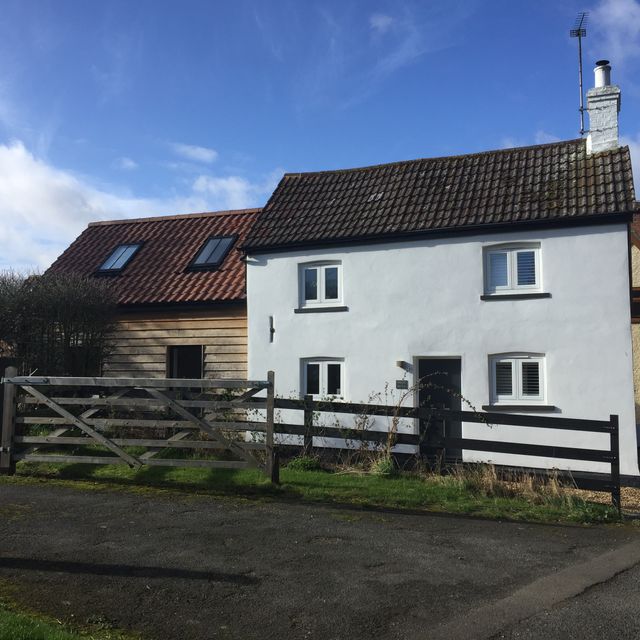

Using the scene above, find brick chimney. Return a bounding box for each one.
[586,60,621,154]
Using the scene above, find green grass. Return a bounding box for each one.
[0,603,136,640]
[3,459,620,525]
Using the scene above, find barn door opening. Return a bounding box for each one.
[167,345,204,379]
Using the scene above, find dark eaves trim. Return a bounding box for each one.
[241,211,633,255]
[116,299,246,314]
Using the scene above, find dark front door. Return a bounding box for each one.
[418,358,462,463]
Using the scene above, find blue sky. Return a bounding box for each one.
[1,0,639,270]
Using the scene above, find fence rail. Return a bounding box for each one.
[273,396,621,510]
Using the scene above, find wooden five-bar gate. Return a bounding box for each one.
[0,367,278,481]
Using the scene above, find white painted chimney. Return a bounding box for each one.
[586,60,621,154]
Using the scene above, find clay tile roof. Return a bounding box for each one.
[242,139,636,252]
[48,209,260,307]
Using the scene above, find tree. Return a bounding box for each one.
[0,271,118,376]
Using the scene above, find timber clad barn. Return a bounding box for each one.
[48,209,260,379]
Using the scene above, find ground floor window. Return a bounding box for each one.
[302,359,344,398]
[490,353,544,404]
[167,345,203,379]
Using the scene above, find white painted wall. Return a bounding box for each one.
[247,224,638,475]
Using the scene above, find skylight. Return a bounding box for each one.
[191,236,235,269]
[98,243,141,272]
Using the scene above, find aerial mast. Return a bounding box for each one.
[570,12,588,136]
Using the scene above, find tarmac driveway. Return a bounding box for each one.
[0,482,639,640]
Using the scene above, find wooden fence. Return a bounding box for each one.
[273,396,622,510]
[0,367,622,510]
[0,367,278,481]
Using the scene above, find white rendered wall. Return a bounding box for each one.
[247,224,638,476]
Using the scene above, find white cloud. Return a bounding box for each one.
[0,140,279,272]
[591,0,640,66]
[114,156,138,170]
[193,170,282,211]
[369,13,395,34]
[534,130,561,144]
[171,142,218,164]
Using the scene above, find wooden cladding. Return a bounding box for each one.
[104,305,247,379]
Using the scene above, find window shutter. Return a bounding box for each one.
[495,361,513,395]
[516,251,536,286]
[521,361,540,396]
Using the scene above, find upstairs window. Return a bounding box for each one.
[98,243,141,273]
[302,359,344,399]
[490,353,545,404]
[300,262,342,307]
[190,236,236,270]
[484,244,541,294]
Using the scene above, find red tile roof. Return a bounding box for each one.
[243,140,636,251]
[48,209,260,306]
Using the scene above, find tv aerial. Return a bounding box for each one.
[570,12,588,136]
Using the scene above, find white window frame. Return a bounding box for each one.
[484,244,541,294]
[301,358,345,399]
[299,261,343,307]
[489,353,545,404]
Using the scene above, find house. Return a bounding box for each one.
[48,208,260,379]
[242,60,639,476]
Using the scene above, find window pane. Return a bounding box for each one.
[517,251,536,286]
[100,244,139,271]
[306,364,320,395]
[521,362,540,396]
[327,363,341,395]
[325,267,339,300]
[489,252,508,288]
[206,237,234,265]
[111,245,137,269]
[304,269,318,300]
[194,238,221,264]
[101,246,127,270]
[495,362,513,395]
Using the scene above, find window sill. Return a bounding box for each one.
[480,292,551,301]
[294,306,349,314]
[482,404,558,412]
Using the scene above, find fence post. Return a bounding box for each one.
[609,414,621,516]
[303,394,314,456]
[265,370,279,484]
[1,366,18,475]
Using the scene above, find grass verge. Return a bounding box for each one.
[0,601,137,640]
[3,460,619,525]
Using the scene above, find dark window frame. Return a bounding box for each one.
[187,235,237,271]
[95,242,143,275]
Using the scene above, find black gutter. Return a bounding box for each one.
[241,211,633,255]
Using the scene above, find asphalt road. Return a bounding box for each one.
[0,482,638,640]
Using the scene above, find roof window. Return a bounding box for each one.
[97,243,141,273]
[190,236,235,270]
